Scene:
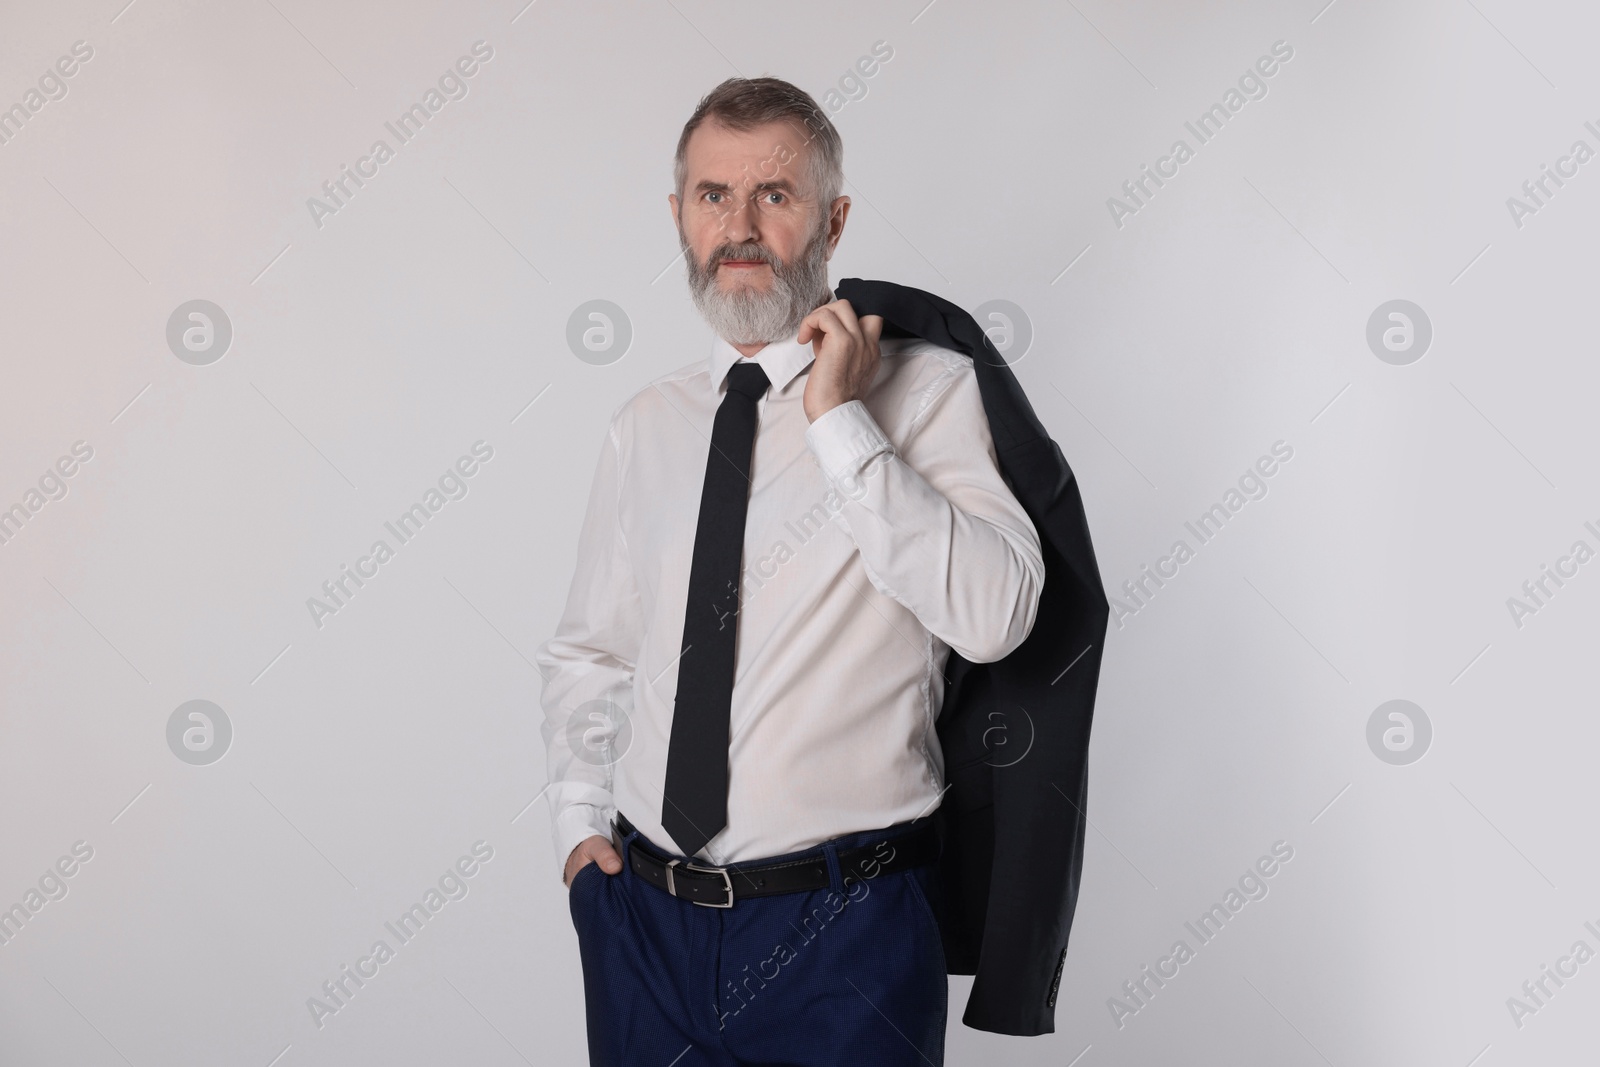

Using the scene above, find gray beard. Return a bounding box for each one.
[682,223,831,346]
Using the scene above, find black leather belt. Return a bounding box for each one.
[613,812,940,908]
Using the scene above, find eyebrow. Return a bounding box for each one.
[693,178,800,195]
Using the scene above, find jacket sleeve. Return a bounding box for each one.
[803,358,1044,663]
[535,415,641,880]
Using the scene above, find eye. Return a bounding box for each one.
[762,192,785,205]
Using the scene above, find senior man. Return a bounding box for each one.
[537,76,1049,1067]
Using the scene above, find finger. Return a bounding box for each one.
[571,835,610,879]
[596,841,623,874]
[861,314,884,345]
[826,299,865,346]
[804,307,848,350]
[796,306,831,345]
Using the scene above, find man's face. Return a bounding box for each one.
[669,118,849,345]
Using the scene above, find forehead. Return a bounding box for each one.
[683,118,815,188]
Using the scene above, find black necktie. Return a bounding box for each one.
[661,360,771,856]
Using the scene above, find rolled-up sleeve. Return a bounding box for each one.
[535,415,640,879]
[803,360,1044,663]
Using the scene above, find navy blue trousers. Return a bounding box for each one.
[568,819,948,1066]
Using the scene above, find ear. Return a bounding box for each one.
[668,192,681,229]
[824,195,851,260]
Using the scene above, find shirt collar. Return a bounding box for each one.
[708,331,814,397]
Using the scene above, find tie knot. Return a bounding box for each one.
[724,361,771,401]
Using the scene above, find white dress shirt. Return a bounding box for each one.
[536,327,1045,874]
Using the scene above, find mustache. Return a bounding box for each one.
[707,242,781,270]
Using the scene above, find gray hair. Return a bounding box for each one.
[673,77,843,208]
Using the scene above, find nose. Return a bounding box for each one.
[715,192,759,245]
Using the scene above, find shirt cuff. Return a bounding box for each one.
[805,400,893,486]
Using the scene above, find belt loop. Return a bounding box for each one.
[823,840,844,895]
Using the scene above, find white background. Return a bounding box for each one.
[1,1,1596,1064]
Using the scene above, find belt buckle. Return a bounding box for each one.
[665,858,734,907]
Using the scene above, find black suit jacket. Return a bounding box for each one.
[834,278,1110,1037]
